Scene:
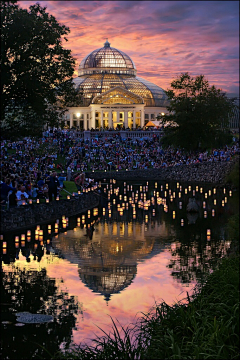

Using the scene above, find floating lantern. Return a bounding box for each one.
[207,235,211,241]
[204,211,207,218]
[179,202,182,209]
[181,219,184,226]
[222,200,225,207]
[208,190,211,196]
[21,234,25,241]
[179,192,181,198]
[37,198,39,204]
[67,195,70,200]
[29,199,32,205]
[185,188,187,194]
[188,186,191,191]
[180,186,182,191]
[15,236,19,242]
[173,192,176,198]
[213,188,216,194]
[170,195,173,202]
[47,239,50,244]
[161,185,163,191]
[203,201,206,209]
[46,198,49,203]
[164,191,167,197]
[56,196,59,201]
[145,215,148,223]
[214,199,217,205]
[27,230,31,236]
[177,182,179,188]
[193,190,195,196]
[169,189,171,195]
[3,241,7,248]
[212,209,215,216]
[225,197,227,203]
[223,188,226,194]
[155,182,157,188]
[207,229,211,236]
[21,240,25,247]
[200,188,203,193]
[3,248,7,254]
[152,209,155,216]
[36,225,40,231]
[196,186,198,192]
[0,235,3,241]
[27,236,31,242]
[166,183,168,189]
[39,230,43,236]
[204,193,208,199]
[34,243,38,250]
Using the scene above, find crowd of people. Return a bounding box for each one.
[1,128,239,207]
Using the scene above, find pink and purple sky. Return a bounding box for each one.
[19,1,239,97]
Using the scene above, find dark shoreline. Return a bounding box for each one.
[86,156,239,184]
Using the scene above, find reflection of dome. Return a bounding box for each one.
[73,40,169,107]
[78,265,137,302]
[52,223,166,302]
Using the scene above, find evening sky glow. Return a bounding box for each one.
[18,1,239,97]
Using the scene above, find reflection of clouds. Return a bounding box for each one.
[18,1,239,97]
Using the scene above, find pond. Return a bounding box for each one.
[1,180,237,359]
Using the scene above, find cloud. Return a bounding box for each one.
[17,0,239,96]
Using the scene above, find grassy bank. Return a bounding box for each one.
[50,253,239,360]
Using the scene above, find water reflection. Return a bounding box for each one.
[1,266,80,359]
[1,180,236,356]
[52,222,168,302]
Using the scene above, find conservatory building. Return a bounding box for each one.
[66,40,169,130]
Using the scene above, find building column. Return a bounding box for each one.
[70,113,73,128]
[91,111,95,130]
[117,110,120,125]
[83,114,87,130]
[140,109,144,128]
[101,110,104,129]
[109,110,113,128]
[133,109,136,129]
[124,110,128,129]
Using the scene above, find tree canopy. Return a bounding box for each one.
[0,1,79,138]
[160,73,234,151]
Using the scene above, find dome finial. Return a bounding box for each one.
[104,39,110,47]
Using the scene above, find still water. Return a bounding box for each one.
[1,180,236,359]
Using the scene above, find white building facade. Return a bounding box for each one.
[65,40,169,130]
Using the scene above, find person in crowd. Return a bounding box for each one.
[47,171,60,201]
[8,188,18,208]
[16,185,29,205]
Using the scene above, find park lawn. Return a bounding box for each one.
[59,181,78,199]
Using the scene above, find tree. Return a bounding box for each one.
[160,73,234,151]
[0,1,79,138]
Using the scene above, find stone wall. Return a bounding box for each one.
[1,192,99,233]
[86,156,239,184]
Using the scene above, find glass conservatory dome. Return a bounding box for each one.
[78,39,136,77]
[74,40,169,108]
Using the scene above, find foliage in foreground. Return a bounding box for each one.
[0,1,78,138]
[160,73,235,151]
[50,255,239,360]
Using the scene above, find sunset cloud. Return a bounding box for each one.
[19,1,239,96]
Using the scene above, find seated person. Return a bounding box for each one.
[16,186,29,205]
[42,183,49,198]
